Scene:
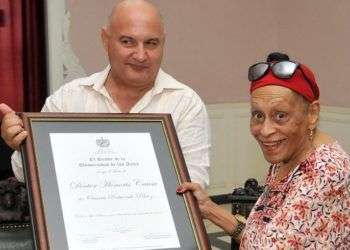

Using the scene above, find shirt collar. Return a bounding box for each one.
[152,68,185,95]
[78,65,110,92]
[79,66,185,94]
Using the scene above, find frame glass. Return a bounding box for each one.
[20,113,210,250]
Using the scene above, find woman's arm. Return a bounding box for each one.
[177,182,245,241]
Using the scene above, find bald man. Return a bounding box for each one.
[0,0,210,187]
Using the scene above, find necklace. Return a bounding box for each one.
[257,145,317,222]
[264,143,316,202]
[260,163,301,211]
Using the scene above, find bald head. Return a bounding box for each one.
[107,0,164,34]
[101,0,165,90]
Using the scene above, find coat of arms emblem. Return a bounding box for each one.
[96,137,110,148]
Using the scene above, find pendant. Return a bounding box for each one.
[262,186,270,208]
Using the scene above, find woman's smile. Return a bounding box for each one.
[259,139,287,154]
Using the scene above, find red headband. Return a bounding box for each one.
[250,64,320,103]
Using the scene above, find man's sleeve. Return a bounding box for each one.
[11,90,64,182]
[11,151,24,182]
[175,93,211,188]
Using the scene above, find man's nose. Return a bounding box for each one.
[133,45,147,62]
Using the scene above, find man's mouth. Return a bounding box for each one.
[128,63,148,70]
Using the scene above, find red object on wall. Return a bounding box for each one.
[0,0,24,111]
[22,0,47,112]
[0,9,5,27]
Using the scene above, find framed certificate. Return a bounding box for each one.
[20,113,210,250]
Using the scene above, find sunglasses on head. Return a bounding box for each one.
[248,60,300,82]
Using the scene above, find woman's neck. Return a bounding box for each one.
[274,129,334,181]
[313,129,334,147]
[275,140,314,181]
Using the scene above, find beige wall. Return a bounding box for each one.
[47,0,350,194]
[67,0,350,107]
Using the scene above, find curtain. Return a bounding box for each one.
[22,0,47,112]
[0,0,47,178]
[0,0,24,111]
[0,0,47,112]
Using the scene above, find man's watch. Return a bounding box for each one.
[231,214,246,240]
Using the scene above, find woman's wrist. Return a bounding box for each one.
[202,201,239,233]
[199,198,246,242]
[230,214,246,241]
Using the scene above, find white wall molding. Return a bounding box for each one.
[206,103,350,195]
[206,103,267,195]
[319,105,350,152]
[45,0,65,94]
[45,0,86,94]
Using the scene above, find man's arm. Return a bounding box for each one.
[0,103,28,182]
[175,93,211,188]
[4,89,65,182]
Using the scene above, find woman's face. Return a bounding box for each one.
[250,85,312,166]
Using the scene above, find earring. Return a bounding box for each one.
[309,129,314,141]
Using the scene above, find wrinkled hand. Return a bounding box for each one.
[177,182,215,219]
[0,103,27,150]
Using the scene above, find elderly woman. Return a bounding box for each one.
[177,52,350,249]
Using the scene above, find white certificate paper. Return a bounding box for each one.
[49,133,180,250]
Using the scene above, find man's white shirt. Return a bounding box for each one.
[12,66,211,187]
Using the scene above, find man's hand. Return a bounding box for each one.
[0,103,27,150]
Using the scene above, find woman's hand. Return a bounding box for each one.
[176,182,215,219]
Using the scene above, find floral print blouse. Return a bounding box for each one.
[240,142,350,249]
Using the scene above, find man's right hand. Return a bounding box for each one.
[0,103,27,150]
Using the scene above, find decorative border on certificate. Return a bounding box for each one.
[20,113,210,250]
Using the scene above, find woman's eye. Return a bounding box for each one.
[275,112,287,121]
[252,112,264,121]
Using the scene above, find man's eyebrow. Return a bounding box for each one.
[119,35,134,40]
[146,37,160,41]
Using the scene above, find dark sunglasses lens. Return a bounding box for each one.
[273,61,298,79]
[248,63,269,81]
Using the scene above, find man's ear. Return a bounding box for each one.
[308,100,320,130]
[101,26,109,52]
